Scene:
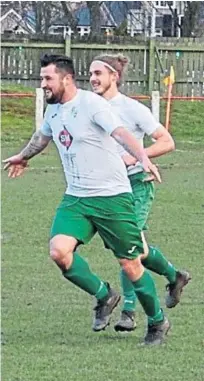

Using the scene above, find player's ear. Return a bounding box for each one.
[64,73,73,86]
[112,71,119,83]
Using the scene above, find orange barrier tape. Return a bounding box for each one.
[1,93,35,97]
[1,93,204,100]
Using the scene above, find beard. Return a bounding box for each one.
[91,82,112,96]
[46,95,59,104]
[44,88,64,104]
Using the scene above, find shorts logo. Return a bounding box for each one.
[59,126,73,149]
[128,245,136,254]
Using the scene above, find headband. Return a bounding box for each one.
[92,60,117,73]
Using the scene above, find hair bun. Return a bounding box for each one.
[117,54,129,67]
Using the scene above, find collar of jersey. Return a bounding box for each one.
[109,92,123,103]
[61,89,81,108]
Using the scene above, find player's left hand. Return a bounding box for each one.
[122,153,137,167]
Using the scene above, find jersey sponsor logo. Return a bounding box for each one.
[59,126,73,149]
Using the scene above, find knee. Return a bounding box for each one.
[49,235,77,270]
[50,246,72,266]
[119,257,144,281]
[140,232,149,260]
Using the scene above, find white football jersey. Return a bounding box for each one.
[109,93,161,175]
[40,89,131,197]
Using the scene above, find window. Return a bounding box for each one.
[155,28,163,37]
[51,26,63,34]
[155,1,173,7]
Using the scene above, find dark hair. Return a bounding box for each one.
[40,54,75,77]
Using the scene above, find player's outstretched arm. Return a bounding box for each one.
[3,130,51,178]
[111,127,161,183]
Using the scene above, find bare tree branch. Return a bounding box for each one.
[61,1,78,31]
[87,1,101,35]
[182,1,201,37]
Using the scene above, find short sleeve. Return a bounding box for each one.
[133,102,161,136]
[87,93,123,135]
[39,106,53,137]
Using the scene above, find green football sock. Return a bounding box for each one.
[142,245,177,284]
[120,269,137,312]
[63,252,108,299]
[132,270,163,324]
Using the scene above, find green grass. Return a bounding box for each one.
[1,85,36,144]
[2,85,204,381]
[161,100,204,141]
[1,85,204,146]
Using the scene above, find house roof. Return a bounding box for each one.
[105,1,142,26]
[52,4,116,27]
[0,8,21,22]
[0,8,35,33]
[74,6,92,27]
[52,1,142,28]
[73,4,116,27]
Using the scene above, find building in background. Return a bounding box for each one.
[0,8,34,35]
[1,1,204,38]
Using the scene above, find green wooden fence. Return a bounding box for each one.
[1,37,204,96]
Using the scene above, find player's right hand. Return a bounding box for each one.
[3,154,28,178]
[141,157,162,183]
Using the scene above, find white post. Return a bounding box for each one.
[35,88,44,130]
[151,91,160,122]
[151,6,156,37]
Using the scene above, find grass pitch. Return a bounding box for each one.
[1,86,204,381]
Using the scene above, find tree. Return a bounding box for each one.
[182,1,203,37]
[21,1,59,35]
[167,1,204,37]
[60,1,78,32]
[19,1,77,36]
[31,1,103,37]
[86,1,102,36]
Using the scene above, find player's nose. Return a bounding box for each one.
[41,78,47,89]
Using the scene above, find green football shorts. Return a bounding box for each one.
[50,192,144,259]
[129,172,155,231]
